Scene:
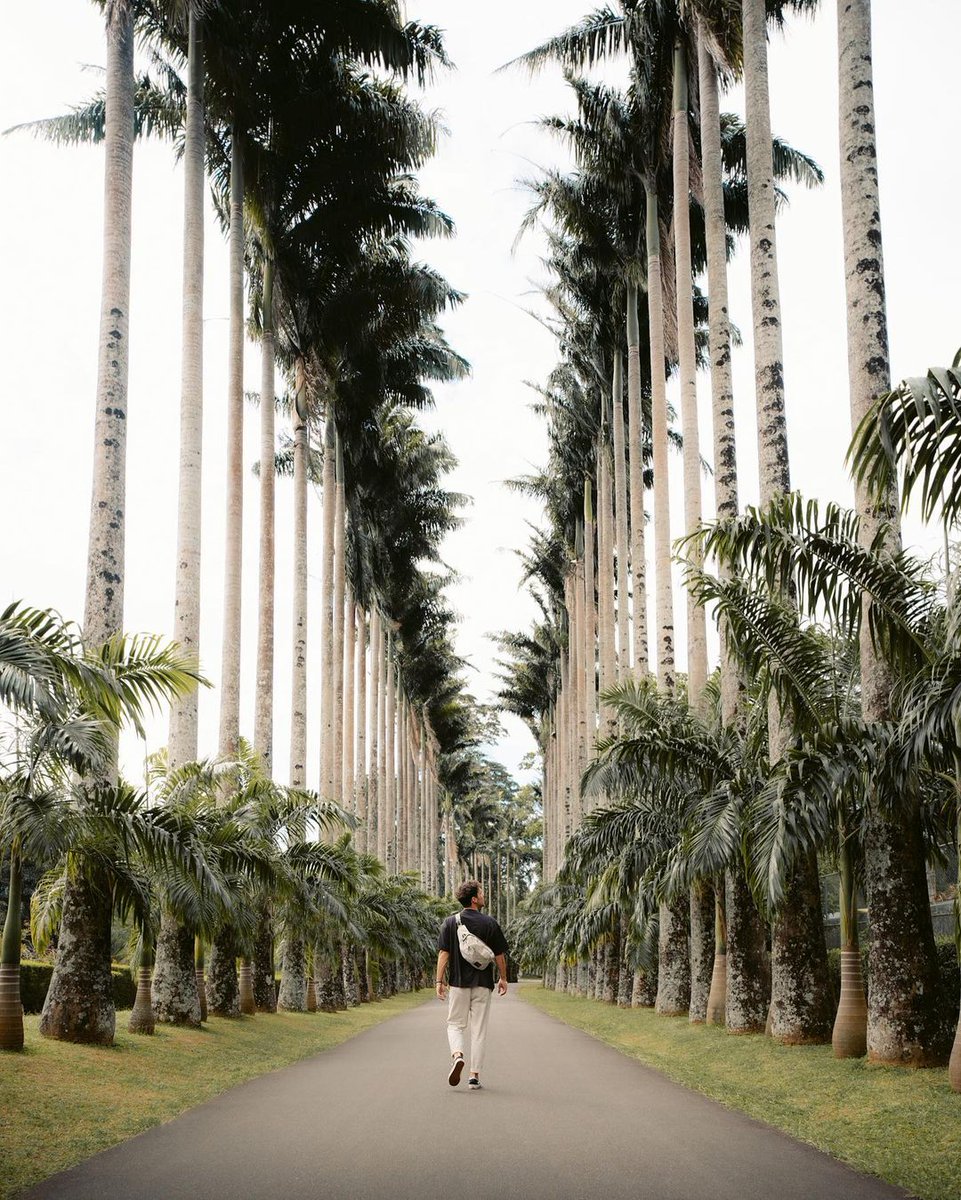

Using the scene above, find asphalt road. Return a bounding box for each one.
[23,988,912,1200]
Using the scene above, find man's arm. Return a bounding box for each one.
[495,953,508,996]
[436,950,449,1000]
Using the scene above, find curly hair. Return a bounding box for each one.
[455,879,481,908]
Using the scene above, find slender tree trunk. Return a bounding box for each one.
[331,434,346,805]
[218,128,245,760]
[320,417,336,798]
[253,902,276,1013]
[625,283,649,677]
[743,0,832,1043]
[582,478,597,818]
[85,0,134,657]
[194,936,206,1022]
[742,0,790,503]
[672,43,707,714]
[45,4,134,1048]
[597,432,616,736]
[253,257,275,770]
[375,612,388,862]
[168,8,205,765]
[611,352,631,678]
[838,0,944,1068]
[689,881,715,1024]
[0,849,25,1050]
[343,588,356,819]
[385,635,397,868]
[155,11,208,1017]
[646,187,675,691]
[699,31,745,1030]
[289,359,308,791]
[355,607,368,852]
[370,606,383,857]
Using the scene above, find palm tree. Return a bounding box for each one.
[0,606,203,1048]
[835,0,946,1067]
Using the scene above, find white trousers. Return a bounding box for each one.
[446,985,492,1073]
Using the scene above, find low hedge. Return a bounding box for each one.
[19,961,137,1014]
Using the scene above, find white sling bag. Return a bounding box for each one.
[455,912,496,970]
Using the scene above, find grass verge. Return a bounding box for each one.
[0,991,430,1199]
[520,984,960,1200]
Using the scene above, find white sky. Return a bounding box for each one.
[2,1,959,790]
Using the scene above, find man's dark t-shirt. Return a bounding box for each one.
[438,909,509,990]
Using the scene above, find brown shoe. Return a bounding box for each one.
[448,1055,465,1086]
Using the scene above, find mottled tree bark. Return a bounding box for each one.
[769,854,832,1044]
[152,912,201,1027]
[838,0,945,1068]
[689,882,715,1024]
[646,188,675,691]
[724,868,768,1033]
[277,933,306,1012]
[40,871,115,1044]
[207,928,240,1017]
[253,907,276,1013]
[672,43,708,714]
[655,896,690,1016]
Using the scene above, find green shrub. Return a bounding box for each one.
[18,961,136,1014]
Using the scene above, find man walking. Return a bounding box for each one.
[436,880,509,1090]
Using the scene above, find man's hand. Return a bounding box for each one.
[497,977,508,997]
[495,953,508,996]
[436,980,448,1001]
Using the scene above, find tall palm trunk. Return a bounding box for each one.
[370,606,383,857]
[253,256,275,769]
[582,477,597,811]
[277,359,309,1015]
[611,353,631,678]
[355,606,368,852]
[320,417,336,798]
[156,8,205,1026]
[838,0,943,1067]
[331,434,346,805]
[208,129,246,1023]
[289,359,308,792]
[625,283,649,677]
[343,587,356,818]
[698,26,766,1035]
[743,0,831,1044]
[42,0,134,1046]
[672,42,707,714]
[168,7,205,767]
[218,129,245,762]
[376,613,388,862]
[646,187,675,692]
[385,634,396,868]
[597,429,616,736]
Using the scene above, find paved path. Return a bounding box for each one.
[24,989,911,1200]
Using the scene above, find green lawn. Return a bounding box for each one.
[0,992,430,1199]
[520,984,960,1200]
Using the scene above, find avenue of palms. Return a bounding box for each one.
[1,4,960,1196]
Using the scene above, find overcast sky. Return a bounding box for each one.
[2,1,959,790]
